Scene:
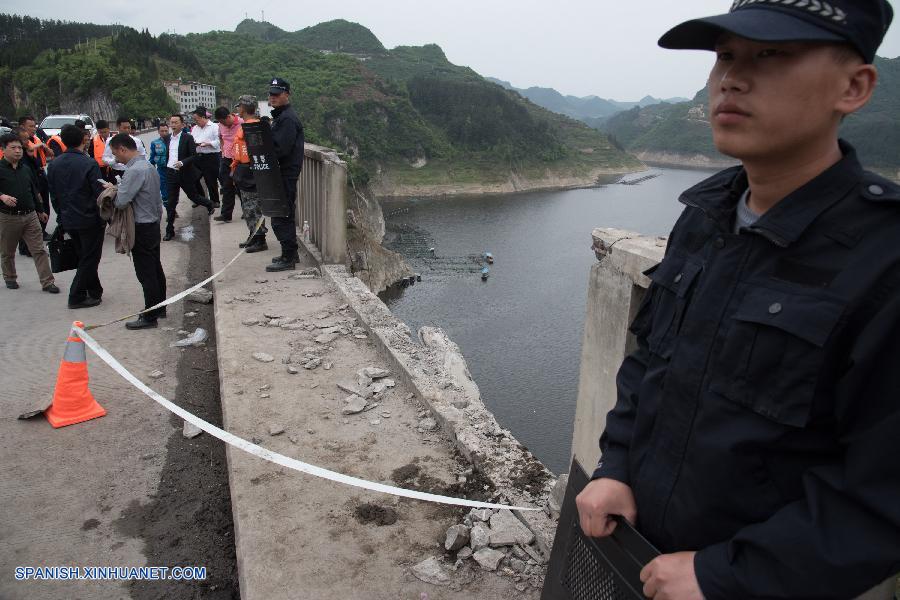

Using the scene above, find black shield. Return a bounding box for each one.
[242,120,289,217]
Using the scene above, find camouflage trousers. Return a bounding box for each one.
[239,189,267,237]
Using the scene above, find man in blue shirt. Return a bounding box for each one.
[148,122,170,209]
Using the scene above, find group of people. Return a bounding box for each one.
[0,76,306,330]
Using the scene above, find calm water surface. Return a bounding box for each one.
[380,168,716,474]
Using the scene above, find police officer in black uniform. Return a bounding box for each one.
[265,77,305,272]
[576,2,899,599]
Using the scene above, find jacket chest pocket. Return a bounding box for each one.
[709,287,844,427]
[642,255,703,360]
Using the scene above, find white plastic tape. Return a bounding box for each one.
[74,325,539,512]
[86,219,265,331]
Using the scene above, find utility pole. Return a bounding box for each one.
[261,10,265,22]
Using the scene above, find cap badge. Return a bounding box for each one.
[730,0,847,24]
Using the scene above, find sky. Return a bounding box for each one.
[6,0,900,101]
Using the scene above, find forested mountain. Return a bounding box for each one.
[0,14,639,189]
[603,56,900,174]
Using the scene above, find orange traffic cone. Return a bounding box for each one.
[45,321,106,428]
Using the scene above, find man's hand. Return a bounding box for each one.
[640,552,703,600]
[38,212,48,224]
[575,478,637,537]
[0,194,17,207]
[174,161,183,170]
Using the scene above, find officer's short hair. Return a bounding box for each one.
[96,119,109,130]
[109,132,137,151]
[214,106,230,120]
[170,114,184,123]
[116,116,130,127]
[60,124,84,148]
[74,119,86,130]
[0,132,21,148]
[17,115,35,126]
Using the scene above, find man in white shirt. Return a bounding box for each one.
[102,117,146,174]
[164,114,213,241]
[190,106,221,209]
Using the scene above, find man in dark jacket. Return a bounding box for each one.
[47,124,106,308]
[265,77,305,272]
[576,2,899,599]
[164,114,213,241]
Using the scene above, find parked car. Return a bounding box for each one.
[39,114,95,137]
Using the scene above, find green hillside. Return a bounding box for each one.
[1,14,640,189]
[603,57,900,173]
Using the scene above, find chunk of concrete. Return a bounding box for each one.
[148,370,164,380]
[314,332,339,344]
[359,367,390,379]
[457,546,473,560]
[411,556,450,586]
[187,288,213,304]
[489,510,535,546]
[470,522,490,550]
[268,424,285,436]
[252,352,275,363]
[469,508,492,522]
[342,395,367,415]
[444,524,470,551]
[473,547,504,571]
[303,358,322,370]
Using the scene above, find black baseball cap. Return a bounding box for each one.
[268,77,291,94]
[659,0,894,64]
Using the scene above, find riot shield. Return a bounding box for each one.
[242,119,289,217]
[541,458,659,600]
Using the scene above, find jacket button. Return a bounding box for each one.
[769,303,783,315]
[714,238,725,249]
[868,184,884,196]
[674,273,683,283]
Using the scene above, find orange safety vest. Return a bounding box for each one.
[230,118,259,171]
[27,135,47,167]
[92,135,107,169]
[48,134,67,154]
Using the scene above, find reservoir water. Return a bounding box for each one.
[380,167,716,475]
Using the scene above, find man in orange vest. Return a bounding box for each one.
[17,116,52,245]
[89,120,113,182]
[230,95,267,253]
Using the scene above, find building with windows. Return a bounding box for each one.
[163,80,217,115]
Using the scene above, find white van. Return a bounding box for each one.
[39,114,95,137]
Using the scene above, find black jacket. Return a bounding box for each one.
[0,159,41,213]
[167,131,201,182]
[270,104,304,179]
[46,149,105,230]
[594,141,900,599]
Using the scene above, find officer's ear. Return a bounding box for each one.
[835,59,877,118]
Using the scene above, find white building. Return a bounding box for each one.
[163,80,217,115]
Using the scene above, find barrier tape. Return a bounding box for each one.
[84,219,266,331]
[73,324,539,512]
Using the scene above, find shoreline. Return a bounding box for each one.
[371,164,647,200]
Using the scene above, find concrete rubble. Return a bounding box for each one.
[320,263,559,556]
[187,288,213,304]
[412,556,451,586]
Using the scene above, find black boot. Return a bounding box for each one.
[163,228,175,241]
[266,251,298,272]
[245,235,268,253]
